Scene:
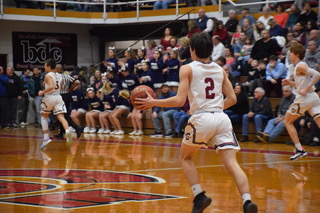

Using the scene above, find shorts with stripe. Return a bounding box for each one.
[182,112,240,152]
[287,92,320,119]
[41,95,66,115]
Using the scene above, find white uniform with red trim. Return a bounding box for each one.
[182,60,240,151]
[287,61,320,119]
[41,72,67,115]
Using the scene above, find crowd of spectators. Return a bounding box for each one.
[1,2,320,143]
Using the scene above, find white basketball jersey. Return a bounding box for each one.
[45,72,62,95]
[294,61,315,94]
[188,60,224,114]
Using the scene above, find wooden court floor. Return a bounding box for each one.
[0,127,319,213]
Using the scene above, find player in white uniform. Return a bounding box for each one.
[136,32,258,213]
[38,59,73,149]
[282,42,320,160]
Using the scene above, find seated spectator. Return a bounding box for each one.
[279,32,294,64]
[236,37,254,75]
[306,20,318,40]
[225,9,239,37]
[240,87,272,142]
[222,64,236,87]
[106,70,120,89]
[242,18,254,39]
[138,61,155,89]
[89,70,101,88]
[268,18,285,37]
[304,40,320,71]
[98,82,118,134]
[307,29,320,48]
[118,66,140,91]
[197,0,217,6]
[163,49,180,92]
[83,88,104,134]
[214,21,229,45]
[211,35,225,62]
[257,86,295,143]
[147,40,157,61]
[122,49,136,73]
[179,37,192,65]
[187,19,201,38]
[70,88,88,128]
[286,4,301,31]
[150,50,164,96]
[242,59,267,95]
[297,2,318,25]
[109,89,131,135]
[103,47,118,73]
[172,99,191,138]
[253,21,266,41]
[239,8,256,26]
[169,36,180,49]
[293,21,307,45]
[153,0,174,10]
[224,83,249,124]
[257,6,273,29]
[265,55,287,97]
[274,3,289,28]
[76,1,88,12]
[134,47,147,76]
[149,83,180,138]
[232,32,247,58]
[225,47,236,67]
[231,25,243,45]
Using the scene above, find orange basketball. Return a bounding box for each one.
[130,85,156,110]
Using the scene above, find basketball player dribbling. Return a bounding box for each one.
[38,59,73,149]
[282,42,320,161]
[136,32,258,213]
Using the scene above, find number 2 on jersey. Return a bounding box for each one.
[204,78,215,99]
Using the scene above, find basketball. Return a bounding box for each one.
[130,85,156,110]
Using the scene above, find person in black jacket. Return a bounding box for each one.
[0,66,9,128]
[6,66,23,128]
[224,83,249,124]
[240,87,272,142]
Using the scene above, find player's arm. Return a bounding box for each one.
[38,74,54,96]
[297,63,320,92]
[222,69,236,110]
[135,65,191,110]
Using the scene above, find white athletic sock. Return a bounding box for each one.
[44,133,49,140]
[295,143,303,150]
[242,193,251,204]
[65,129,70,134]
[191,184,202,197]
[41,117,49,140]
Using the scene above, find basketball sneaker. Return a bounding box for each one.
[243,200,258,213]
[150,131,163,138]
[135,130,143,136]
[83,127,90,133]
[290,149,307,161]
[65,130,73,147]
[192,191,212,213]
[129,130,137,135]
[40,138,52,149]
[97,128,105,134]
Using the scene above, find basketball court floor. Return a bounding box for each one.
[0,127,319,213]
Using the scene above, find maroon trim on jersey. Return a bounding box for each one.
[187,122,208,146]
[213,130,239,150]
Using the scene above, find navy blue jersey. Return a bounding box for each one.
[138,69,155,89]
[119,73,140,91]
[70,90,88,110]
[102,88,119,110]
[108,76,121,89]
[88,95,104,111]
[164,58,180,82]
[105,57,118,73]
[126,59,135,73]
[150,58,165,84]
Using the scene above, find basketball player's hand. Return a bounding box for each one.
[299,88,308,96]
[282,79,291,86]
[38,91,44,96]
[135,91,154,110]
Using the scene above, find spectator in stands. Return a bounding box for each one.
[236,37,254,76]
[223,64,236,87]
[232,32,247,59]
[89,70,101,88]
[109,89,131,135]
[197,0,217,6]
[268,18,285,37]
[6,66,23,128]
[103,47,118,73]
[214,20,229,45]
[274,3,289,29]
[169,36,180,49]
[253,21,266,40]
[196,9,214,35]
[307,29,320,47]
[187,20,201,38]
[240,87,272,142]
[83,88,104,134]
[98,82,118,134]
[239,8,256,27]
[147,40,157,61]
[293,21,307,45]
[286,4,301,31]
[153,0,174,10]
[138,61,155,89]
[163,49,180,92]
[18,69,30,125]
[121,48,136,73]
[179,37,192,65]
[150,50,164,96]
[118,66,140,91]
[70,89,89,128]
[257,85,295,143]
[106,70,120,89]
[306,20,318,39]
[265,55,287,97]
[172,99,190,138]
[224,83,249,124]
[231,25,243,45]
[249,30,280,62]
[242,59,267,96]
[160,28,173,51]
[225,9,239,36]
[135,47,147,75]
[257,6,273,29]
[0,66,9,128]
[211,35,225,62]
[76,1,89,12]
[225,47,236,67]
[149,83,179,138]
[297,2,318,25]
[215,56,226,67]
[304,40,320,70]
[279,32,294,65]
